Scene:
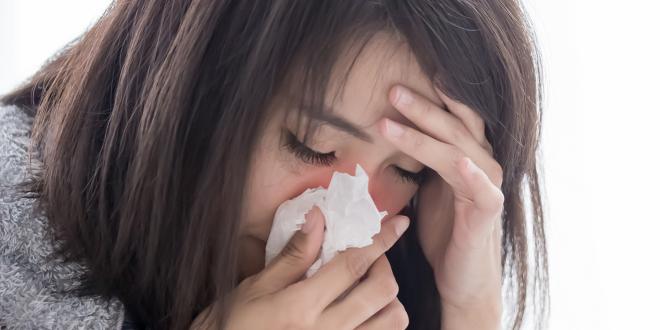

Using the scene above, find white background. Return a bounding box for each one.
[1,1,658,329]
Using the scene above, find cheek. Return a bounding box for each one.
[368,174,418,217]
[246,153,417,239]
[243,164,337,239]
[291,165,418,218]
[281,170,416,221]
[294,163,418,217]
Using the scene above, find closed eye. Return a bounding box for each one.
[282,129,430,185]
[283,130,336,166]
[394,166,431,185]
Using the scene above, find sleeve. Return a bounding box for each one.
[0,104,126,329]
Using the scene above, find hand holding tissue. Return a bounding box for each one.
[265,164,388,277]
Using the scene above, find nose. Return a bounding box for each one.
[330,161,380,194]
[314,161,410,218]
[346,162,386,210]
[356,162,415,218]
[362,165,380,196]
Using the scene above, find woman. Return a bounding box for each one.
[0,0,547,329]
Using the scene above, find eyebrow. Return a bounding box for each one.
[304,108,374,143]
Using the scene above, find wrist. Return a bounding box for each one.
[440,299,502,330]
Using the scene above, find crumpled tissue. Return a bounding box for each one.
[264,164,388,277]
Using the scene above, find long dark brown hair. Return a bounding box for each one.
[2,0,548,329]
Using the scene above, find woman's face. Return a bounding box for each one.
[239,33,446,274]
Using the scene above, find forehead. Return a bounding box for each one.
[325,32,446,130]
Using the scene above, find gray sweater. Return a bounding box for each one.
[0,104,125,329]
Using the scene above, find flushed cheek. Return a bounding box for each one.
[299,166,417,219]
[369,178,418,218]
[249,163,415,240]
[294,165,417,218]
[286,167,337,196]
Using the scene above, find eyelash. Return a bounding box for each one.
[394,166,430,186]
[284,130,430,185]
[284,130,337,166]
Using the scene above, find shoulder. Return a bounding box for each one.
[0,103,128,329]
[0,103,34,187]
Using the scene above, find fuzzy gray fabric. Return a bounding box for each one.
[0,104,125,329]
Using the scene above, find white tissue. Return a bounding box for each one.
[264,164,388,277]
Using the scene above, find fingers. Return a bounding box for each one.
[435,87,494,155]
[461,157,505,218]
[291,215,409,312]
[457,157,504,245]
[434,86,487,140]
[389,85,486,152]
[386,85,501,187]
[379,118,471,195]
[320,255,398,329]
[355,299,409,330]
[439,157,504,312]
[254,206,325,294]
[379,118,503,189]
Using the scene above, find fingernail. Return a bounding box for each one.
[394,217,410,236]
[384,119,404,138]
[302,207,319,234]
[395,86,413,106]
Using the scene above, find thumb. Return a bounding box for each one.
[457,157,504,249]
[256,206,325,293]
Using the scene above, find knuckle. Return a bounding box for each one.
[476,120,486,134]
[296,312,317,329]
[284,311,316,329]
[280,295,318,329]
[485,188,505,214]
[450,125,471,145]
[232,277,260,302]
[291,285,315,307]
[494,172,504,188]
[280,239,309,264]
[239,274,259,292]
[489,161,504,186]
[483,140,494,155]
[345,252,372,279]
[376,276,399,301]
[390,300,409,329]
[353,294,377,318]
[494,189,505,209]
[407,130,425,150]
[375,230,396,251]
[448,146,466,168]
[419,101,434,118]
